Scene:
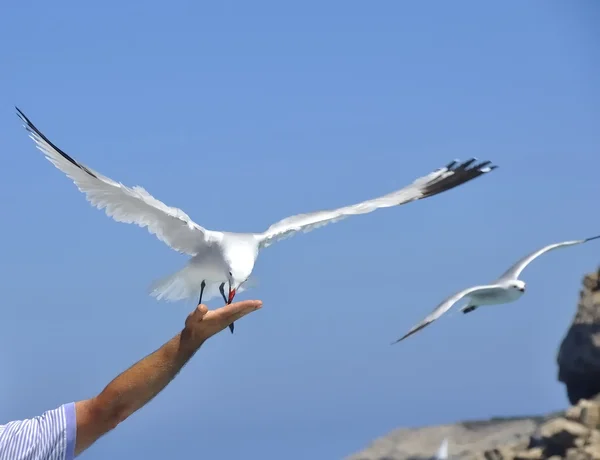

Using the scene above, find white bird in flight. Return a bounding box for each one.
[17,107,498,333]
[393,235,600,343]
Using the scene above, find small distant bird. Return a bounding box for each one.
[16,107,498,334]
[393,236,600,343]
[434,438,449,460]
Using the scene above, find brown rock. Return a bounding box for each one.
[566,404,584,422]
[345,416,548,460]
[588,429,600,445]
[573,436,586,448]
[581,402,600,429]
[565,447,588,460]
[557,268,600,405]
[484,447,515,460]
[539,418,589,438]
[537,418,589,457]
[513,447,544,459]
[584,442,600,460]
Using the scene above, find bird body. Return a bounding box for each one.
[152,232,260,303]
[394,236,600,343]
[461,281,525,309]
[17,107,498,333]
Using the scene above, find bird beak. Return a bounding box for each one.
[519,288,525,292]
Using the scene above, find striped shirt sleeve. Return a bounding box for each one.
[0,402,76,460]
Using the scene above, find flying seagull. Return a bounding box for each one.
[16,107,498,334]
[393,235,600,343]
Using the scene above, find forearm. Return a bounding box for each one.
[74,300,260,456]
[74,328,201,455]
[95,328,200,422]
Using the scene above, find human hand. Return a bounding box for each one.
[182,299,263,347]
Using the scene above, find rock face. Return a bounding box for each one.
[345,415,554,460]
[557,267,600,405]
[348,267,600,460]
[347,400,600,460]
[480,398,600,460]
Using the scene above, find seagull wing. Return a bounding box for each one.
[392,284,502,344]
[496,235,600,282]
[256,158,497,249]
[16,108,220,256]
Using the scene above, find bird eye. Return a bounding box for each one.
[228,271,232,276]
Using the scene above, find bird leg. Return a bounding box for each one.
[219,282,235,334]
[198,280,206,305]
[219,282,228,303]
[227,279,236,333]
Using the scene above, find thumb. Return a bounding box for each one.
[194,304,209,318]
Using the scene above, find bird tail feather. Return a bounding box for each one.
[148,265,257,303]
[148,264,205,302]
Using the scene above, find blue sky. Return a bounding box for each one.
[0,1,599,459]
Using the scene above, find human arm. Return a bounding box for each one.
[0,299,262,459]
[73,299,262,456]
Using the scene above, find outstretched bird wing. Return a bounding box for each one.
[392,284,502,344]
[17,108,220,256]
[256,158,497,249]
[496,235,600,282]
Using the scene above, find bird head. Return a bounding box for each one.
[511,280,526,293]
[223,242,258,303]
[226,266,254,302]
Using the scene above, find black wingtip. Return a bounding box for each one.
[391,337,405,345]
[456,158,477,170]
[15,106,29,124]
[15,107,99,180]
[473,160,491,169]
[445,160,459,170]
[391,322,430,345]
[421,157,498,198]
[585,235,600,243]
[391,331,416,345]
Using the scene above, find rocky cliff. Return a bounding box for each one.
[347,268,600,460]
[557,269,600,406]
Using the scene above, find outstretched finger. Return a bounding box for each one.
[215,300,262,323]
[229,301,263,324]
